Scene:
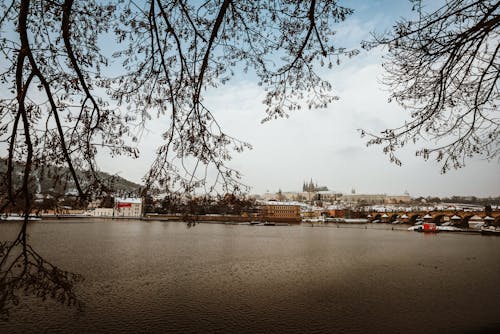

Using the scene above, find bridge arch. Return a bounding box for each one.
[459,214,475,228]
[409,214,421,225]
[389,214,398,223]
[432,214,446,225]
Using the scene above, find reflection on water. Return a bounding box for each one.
[0,223,83,322]
[1,220,500,334]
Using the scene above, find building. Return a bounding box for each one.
[87,199,102,209]
[326,208,346,218]
[91,208,114,217]
[258,201,301,223]
[339,193,412,205]
[301,209,322,219]
[340,194,387,204]
[384,195,412,204]
[115,198,142,217]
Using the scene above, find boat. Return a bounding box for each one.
[0,214,42,221]
[437,226,463,232]
[481,226,500,236]
[422,223,438,232]
[325,217,345,223]
[408,223,439,233]
[344,218,368,224]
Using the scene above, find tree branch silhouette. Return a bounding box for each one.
[362,0,499,172]
[1,0,354,318]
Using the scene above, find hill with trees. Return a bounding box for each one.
[0,158,141,201]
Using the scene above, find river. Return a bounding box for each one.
[1,219,499,333]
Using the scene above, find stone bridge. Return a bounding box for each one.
[368,210,500,225]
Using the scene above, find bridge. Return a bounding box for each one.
[367,210,500,225]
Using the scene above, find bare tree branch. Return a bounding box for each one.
[362,0,499,172]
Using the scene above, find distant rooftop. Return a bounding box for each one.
[257,200,305,207]
[115,197,142,204]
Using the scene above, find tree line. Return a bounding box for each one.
[144,193,257,216]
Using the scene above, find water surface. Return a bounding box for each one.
[1,220,499,333]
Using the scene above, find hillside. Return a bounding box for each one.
[0,158,141,197]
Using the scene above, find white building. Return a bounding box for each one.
[91,208,114,217]
[114,198,143,217]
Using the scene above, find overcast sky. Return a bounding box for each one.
[94,1,498,197]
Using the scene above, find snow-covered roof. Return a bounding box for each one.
[484,216,495,221]
[325,204,346,210]
[451,215,461,220]
[469,215,483,221]
[115,197,142,204]
[400,214,409,219]
[423,214,433,219]
[65,188,79,196]
[258,200,303,207]
[381,213,389,218]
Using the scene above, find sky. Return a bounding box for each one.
[93,0,500,198]
[1,1,496,197]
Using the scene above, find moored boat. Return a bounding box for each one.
[408,222,439,232]
[0,214,41,221]
[481,226,500,236]
[344,218,369,224]
[437,226,463,232]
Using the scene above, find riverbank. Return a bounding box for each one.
[6,215,494,236]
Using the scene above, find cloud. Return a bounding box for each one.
[95,5,499,197]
